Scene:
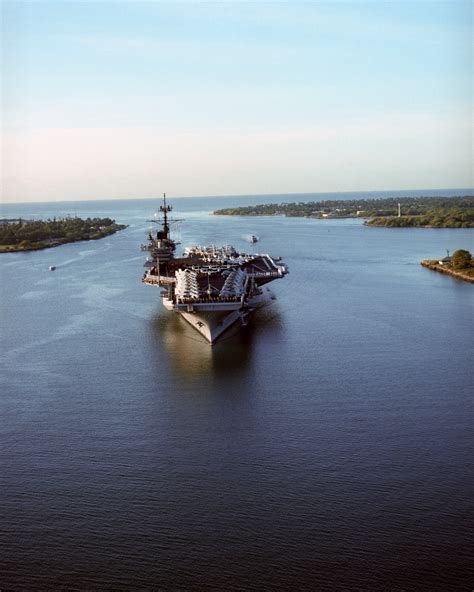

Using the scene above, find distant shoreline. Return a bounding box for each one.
[0,218,128,253]
[214,196,474,228]
[0,229,127,253]
[2,188,473,206]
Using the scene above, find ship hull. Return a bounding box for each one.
[166,286,276,344]
[180,309,243,343]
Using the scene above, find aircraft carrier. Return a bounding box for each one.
[142,196,288,343]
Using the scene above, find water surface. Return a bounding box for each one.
[1,192,473,590]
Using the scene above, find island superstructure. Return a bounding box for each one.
[142,196,288,343]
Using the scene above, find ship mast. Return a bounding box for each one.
[160,193,172,238]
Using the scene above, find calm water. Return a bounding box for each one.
[1,192,473,591]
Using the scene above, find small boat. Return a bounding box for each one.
[249,235,258,243]
[49,265,56,271]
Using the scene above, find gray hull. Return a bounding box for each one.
[175,286,275,344]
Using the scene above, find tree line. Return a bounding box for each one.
[0,217,127,251]
[214,196,474,228]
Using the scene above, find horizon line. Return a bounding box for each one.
[2,187,473,207]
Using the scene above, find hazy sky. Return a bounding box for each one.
[2,0,472,202]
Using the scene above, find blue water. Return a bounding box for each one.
[1,191,473,590]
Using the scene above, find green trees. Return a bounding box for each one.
[0,217,127,252]
[214,196,474,227]
[451,249,472,269]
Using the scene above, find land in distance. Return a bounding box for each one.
[214,196,474,228]
[0,217,128,252]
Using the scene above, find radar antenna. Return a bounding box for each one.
[146,193,183,242]
[160,193,172,237]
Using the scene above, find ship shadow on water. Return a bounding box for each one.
[149,306,283,381]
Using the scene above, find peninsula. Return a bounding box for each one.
[0,217,127,252]
[421,249,474,283]
[214,196,474,228]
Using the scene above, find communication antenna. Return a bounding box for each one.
[160,193,172,236]
[147,193,183,241]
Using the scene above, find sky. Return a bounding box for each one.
[1,0,473,203]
